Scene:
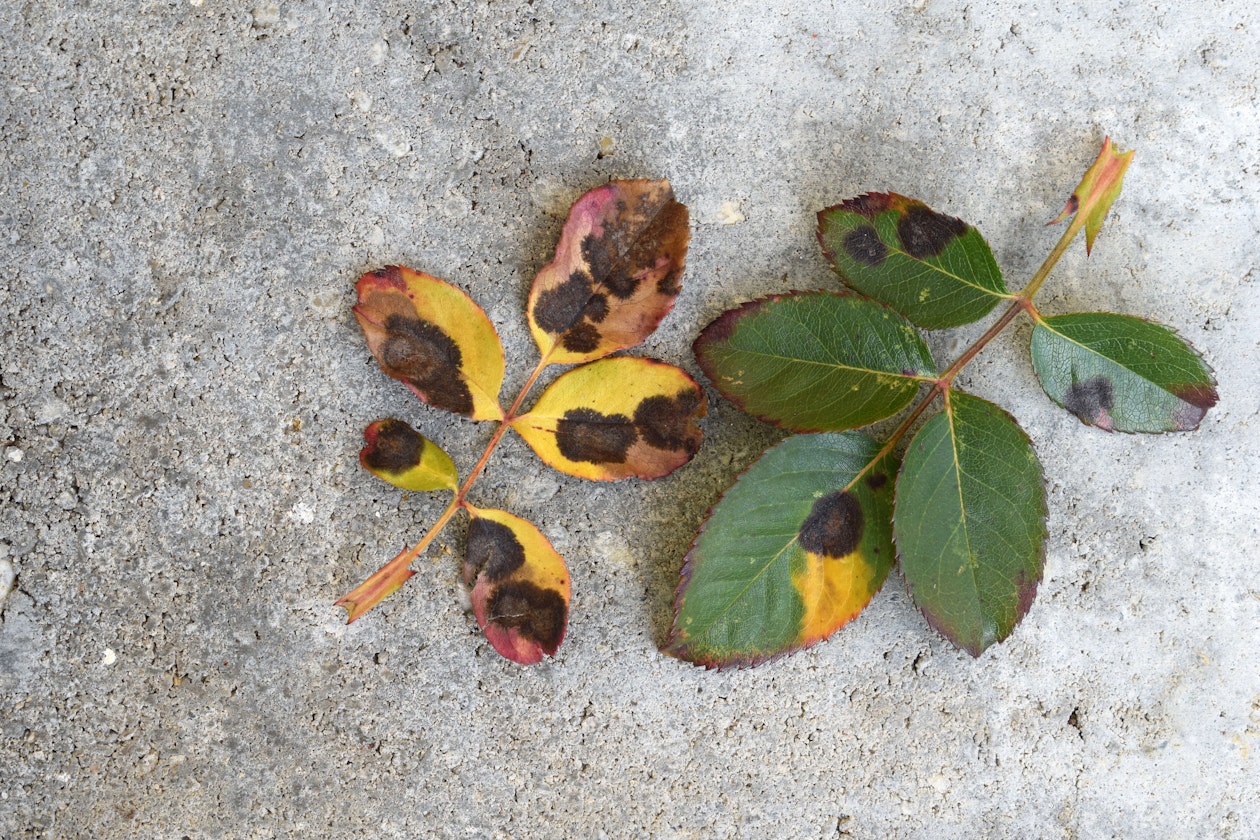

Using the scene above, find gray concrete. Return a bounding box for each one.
[2,1,1258,837]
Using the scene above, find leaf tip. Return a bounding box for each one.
[1051,136,1135,255]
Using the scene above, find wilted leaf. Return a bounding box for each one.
[817,193,1008,329]
[694,290,936,432]
[359,418,458,492]
[511,357,706,481]
[665,432,897,668]
[1030,312,1217,432]
[463,505,570,665]
[895,392,1047,656]
[1050,136,1134,255]
[354,265,506,420]
[527,179,689,365]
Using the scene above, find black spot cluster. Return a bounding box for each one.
[1063,375,1115,425]
[487,581,568,654]
[554,389,703,466]
[843,225,889,266]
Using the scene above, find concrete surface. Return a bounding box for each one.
[2,1,1258,837]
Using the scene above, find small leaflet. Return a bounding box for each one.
[463,505,571,665]
[354,266,506,421]
[1030,312,1217,433]
[359,418,458,492]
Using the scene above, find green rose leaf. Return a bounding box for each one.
[817,193,1009,329]
[693,291,937,432]
[665,432,897,668]
[895,392,1047,656]
[1030,312,1218,433]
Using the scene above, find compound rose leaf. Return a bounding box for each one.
[463,505,570,665]
[355,265,505,421]
[528,179,689,365]
[664,432,897,668]
[1030,312,1218,433]
[817,193,1009,329]
[694,290,936,432]
[359,418,458,492]
[511,357,706,481]
[894,392,1048,656]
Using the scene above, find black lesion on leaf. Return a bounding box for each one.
[533,271,593,334]
[897,206,969,260]
[657,272,681,296]
[560,322,601,354]
[843,225,889,266]
[864,472,888,491]
[379,315,474,415]
[465,517,527,585]
[1063,376,1115,425]
[633,390,703,454]
[487,580,567,653]
[582,292,609,324]
[582,233,640,299]
[555,407,638,464]
[362,419,424,474]
[798,491,864,559]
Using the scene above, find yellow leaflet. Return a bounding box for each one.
[354,266,505,420]
[463,505,570,665]
[359,419,458,493]
[511,357,705,481]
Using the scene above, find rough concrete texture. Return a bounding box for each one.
[2,1,1258,837]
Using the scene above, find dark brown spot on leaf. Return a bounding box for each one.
[843,225,888,266]
[486,580,567,654]
[560,322,601,354]
[657,272,681,296]
[379,315,473,415]
[555,408,637,464]
[865,472,888,491]
[533,271,593,334]
[362,419,423,474]
[465,517,527,585]
[634,390,703,454]
[798,491,864,559]
[583,233,640,299]
[897,205,968,260]
[582,292,609,324]
[1063,376,1115,425]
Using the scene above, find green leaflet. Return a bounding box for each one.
[895,392,1047,656]
[693,291,936,432]
[817,193,1009,329]
[666,432,897,668]
[1030,312,1218,433]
